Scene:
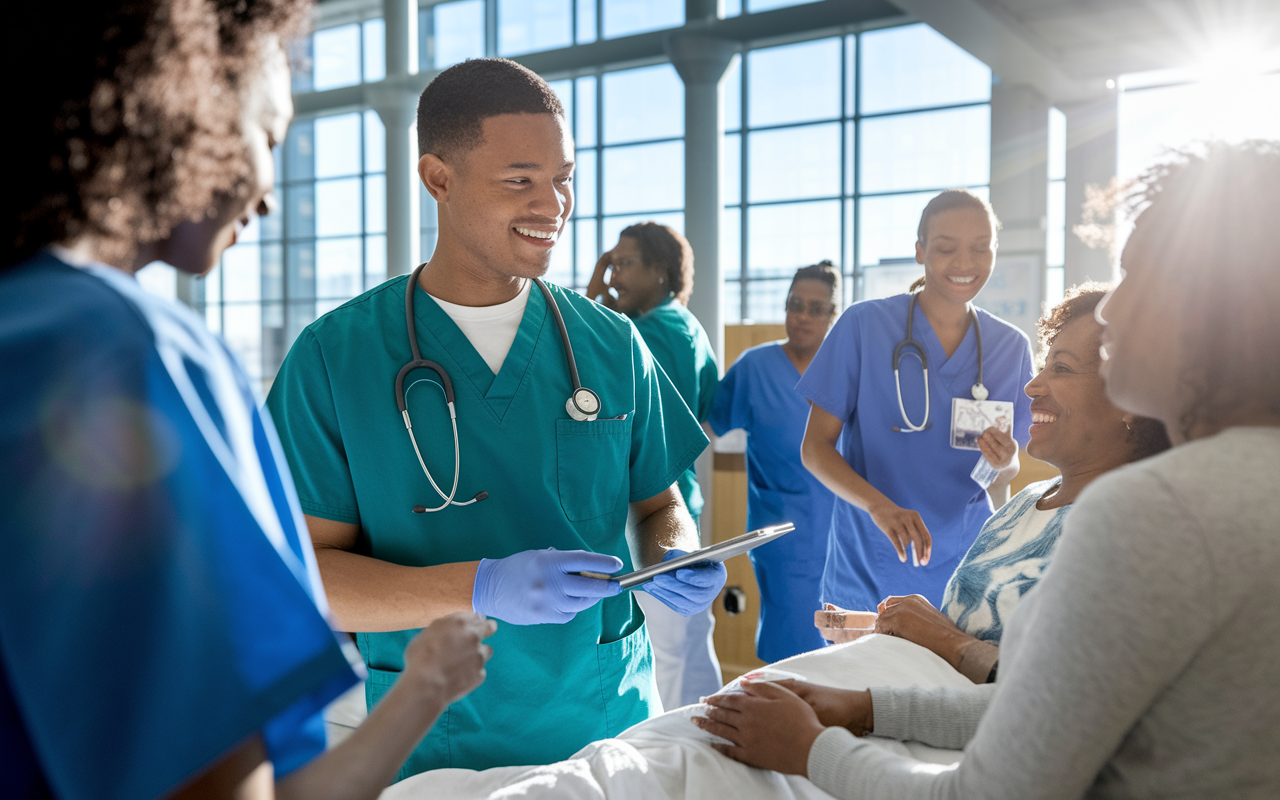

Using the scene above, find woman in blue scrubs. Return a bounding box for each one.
[796,190,1034,613]
[587,222,723,708]
[710,261,840,662]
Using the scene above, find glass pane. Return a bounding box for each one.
[1048,107,1066,180]
[316,237,364,300]
[365,174,386,234]
[746,200,840,278]
[545,223,574,287]
[602,141,683,215]
[315,178,363,238]
[285,120,315,182]
[748,38,840,128]
[749,0,815,9]
[204,262,221,306]
[575,217,598,291]
[314,114,362,179]
[724,55,742,132]
[747,122,840,203]
[364,110,385,173]
[365,235,387,289]
[860,23,992,115]
[745,278,790,322]
[858,190,935,266]
[859,106,990,194]
[1047,179,1066,268]
[285,183,315,240]
[603,64,683,145]
[289,36,313,93]
[724,133,741,205]
[548,79,573,132]
[287,242,316,300]
[576,76,598,147]
[574,149,597,216]
[722,206,742,280]
[363,19,385,83]
[604,0,683,39]
[261,189,284,241]
[286,301,318,353]
[261,302,285,381]
[434,0,485,68]
[601,212,684,252]
[723,280,742,324]
[845,34,856,117]
[222,243,261,303]
[844,119,855,196]
[1045,266,1065,309]
[724,0,742,17]
[861,260,921,301]
[498,0,571,57]
[224,304,263,380]
[312,24,361,91]
[577,0,597,44]
[262,243,284,303]
[205,302,222,334]
[237,214,261,244]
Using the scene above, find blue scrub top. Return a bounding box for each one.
[795,294,1033,611]
[710,341,835,661]
[0,254,359,800]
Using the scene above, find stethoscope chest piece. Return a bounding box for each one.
[567,387,600,421]
[971,383,989,401]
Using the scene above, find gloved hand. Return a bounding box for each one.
[641,549,727,616]
[472,548,622,625]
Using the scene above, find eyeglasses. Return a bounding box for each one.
[785,297,836,319]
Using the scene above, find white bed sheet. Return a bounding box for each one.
[381,634,969,800]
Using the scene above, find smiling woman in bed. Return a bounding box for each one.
[817,284,1169,684]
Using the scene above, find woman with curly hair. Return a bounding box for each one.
[0,3,493,798]
[696,141,1280,799]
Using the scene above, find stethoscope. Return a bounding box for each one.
[395,263,601,513]
[892,292,987,432]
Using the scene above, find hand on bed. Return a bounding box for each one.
[876,594,975,671]
[641,549,727,616]
[693,679,826,776]
[771,680,873,736]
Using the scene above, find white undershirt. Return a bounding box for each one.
[428,280,532,375]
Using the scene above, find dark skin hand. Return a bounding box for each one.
[875,594,977,673]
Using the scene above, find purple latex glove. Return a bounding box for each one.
[641,549,728,616]
[472,548,622,625]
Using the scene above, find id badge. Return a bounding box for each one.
[970,456,1000,489]
[950,398,1014,450]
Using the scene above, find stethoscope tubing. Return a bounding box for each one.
[892,292,985,432]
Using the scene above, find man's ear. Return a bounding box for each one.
[419,153,452,202]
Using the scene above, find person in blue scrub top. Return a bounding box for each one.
[709,260,841,662]
[796,190,1034,613]
[266,59,723,779]
[587,222,723,708]
[2,7,495,798]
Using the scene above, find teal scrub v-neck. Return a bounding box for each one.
[266,276,707,777]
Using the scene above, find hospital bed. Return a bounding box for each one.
[379,634,967,800]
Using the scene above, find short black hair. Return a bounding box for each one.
[790,259,840,299]
[417,58,565,160]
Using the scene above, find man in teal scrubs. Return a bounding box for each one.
[266,58,722,779]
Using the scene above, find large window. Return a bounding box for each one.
[723,23,993,322]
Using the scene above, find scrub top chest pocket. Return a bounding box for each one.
[555,417,632,521]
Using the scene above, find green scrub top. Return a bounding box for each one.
[630,298,719,521]
[266,276,707,778]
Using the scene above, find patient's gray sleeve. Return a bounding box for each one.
[869,683,995,749]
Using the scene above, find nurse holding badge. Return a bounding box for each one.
[796,190,1034,613]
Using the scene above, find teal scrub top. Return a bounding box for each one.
[266,276,707,777]
[629,298,719,521]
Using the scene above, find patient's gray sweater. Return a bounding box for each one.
[808,427,1280,799]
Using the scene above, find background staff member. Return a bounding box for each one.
[709,261,841,662]
[796,190,1034,613]
[266,59,721,778]
[587,222,724,709]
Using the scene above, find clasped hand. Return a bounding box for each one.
[472,548,622,625]
[641,549,727,616]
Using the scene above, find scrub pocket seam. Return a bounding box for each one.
[555,417,631,522]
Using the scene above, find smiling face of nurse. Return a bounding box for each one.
[914,205,997,308]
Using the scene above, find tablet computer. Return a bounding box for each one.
[577,523,795,589]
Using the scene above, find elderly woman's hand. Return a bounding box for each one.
[770,679,873,735]
[693,680,826,776]
[875,595,975,672]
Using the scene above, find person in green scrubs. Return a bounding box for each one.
[586,223,723,708]
[266,59,722,780]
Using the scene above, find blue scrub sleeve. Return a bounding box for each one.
[795,308,864,421]
[626,326,709,503]
[0,272,357,800]
[709,354,749,435]
[267,328,362,524]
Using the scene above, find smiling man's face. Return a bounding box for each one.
[426,112,574,283]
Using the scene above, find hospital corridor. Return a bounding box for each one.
[3,1,1279,799]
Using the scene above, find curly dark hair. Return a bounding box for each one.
[618,222,695,305]
[417,58,565,160]
[1038,283,1171,461]
[1114,141,1280,439]
[789,259,841,299]
[4,0,310,269]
